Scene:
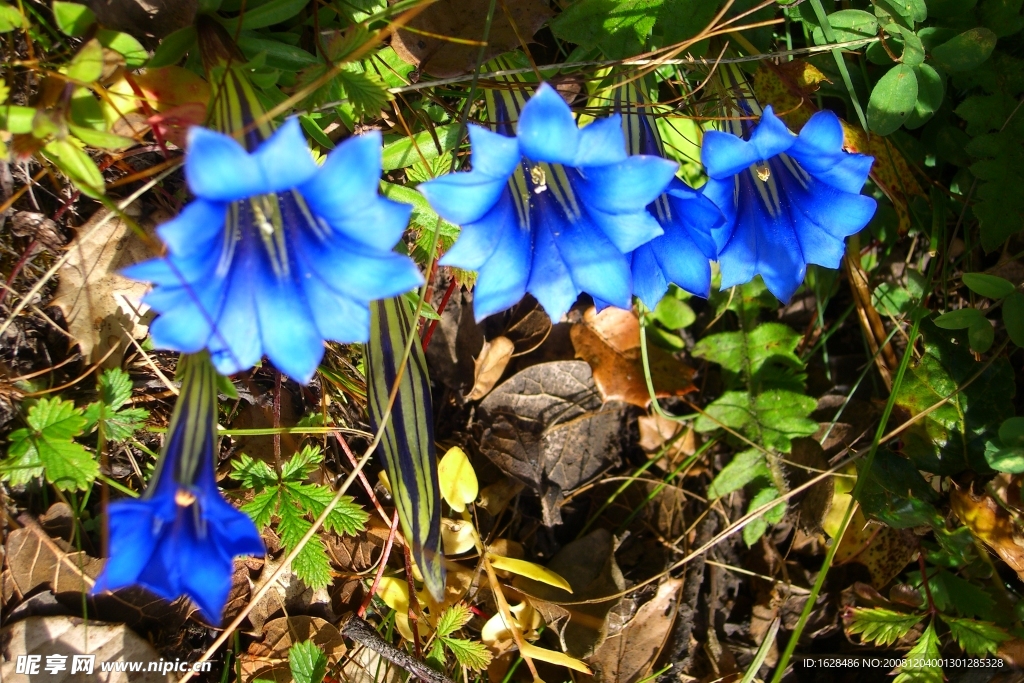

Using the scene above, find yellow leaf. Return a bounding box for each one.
[376,576,409,613]
[438,446,478,512]
[519,642,592,674]
[441,517,477,555]
[486,554,572,593]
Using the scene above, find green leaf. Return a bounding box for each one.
[963,273,1015,299]
[904,63,944,129]
[435,603,473,638]
[237,35,318,70]
[846,607,924,646]
[69,124,135,151]
[933,307,985,330]
[868,64,919,136]
[894,320,1015,474]
[707,448,769,499]
[284,482,369,536]
[695,390,818,452]
[550,0,664,59]
[811,9,878,45]
[280,444,324,482]
[742,486,785,546]
[691,322,804,390]
[1000,417,1024,447]
[148,26,197,68]
[97,29,148,68]
[894,622,942,683]
[943,616,1010,656]
[651,293,696,330]
[441,637,492,671]
[858,448,942,528]
[277,497,332,589]
[41,139,105,197]
[231,452,279,490]
[65,39,105,83]
[1003,292,1024,346]
[336,66,391,119]
[236,0,311,30]
[656,0,720,45]
[382,123,463,172]
[2,398,97,490]
[289,641,328,683]
[53,1,96,36]
[0,1,25,32]
[984,442,1024,473]
[83,403,148,441]
[968,317,994,353]
[931,28,998,73]
[241,489,280,529]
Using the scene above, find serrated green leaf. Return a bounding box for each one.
[846,608,924,646]
[284,481,369,536]
[230,453,278,490]
[98,368,132,409]
[894,622,942,683]
[868,64,919,136]
[894,320,1015,474]
[962,273,1015,300]
[925,569,995,620]
[695,390,818,452]
[441,637,492,671]
[289,640,328,683]
[241,489,280,529]
[435,603,473,638]
[942,616,1010,656]
[2,398,97,490]
[551,0,664,59]
[281,444,324,482]
[707,448,769,499]
[53,1,96,36]
[277,498,332,589]
[84,404,149,441]
[336,65,391,119]
[692,322,803,388]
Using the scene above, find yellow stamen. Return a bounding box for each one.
[530,165,547,194]
[755,163,771,182]
[175,489,197,507]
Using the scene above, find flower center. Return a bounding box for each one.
[529,165,548,194]
[755,162,771,182]
[175,488,197,507]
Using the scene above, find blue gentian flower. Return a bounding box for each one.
[125,119,423,383]
[615,86,721,307]
[418,83,679,321]
[701,105,877,302]
[94,353,264,622]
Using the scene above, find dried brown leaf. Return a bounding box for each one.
[466,336,515,401]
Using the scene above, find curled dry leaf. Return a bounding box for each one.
[391,0,554,78]
[51,208,156,367]
[571,306,695,409]
[441,517,477,555]
[466,336,515,401]
[826,486,918,589]
[950,475,1024,581]
[0,616,171,682]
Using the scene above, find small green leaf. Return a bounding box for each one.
[336,66,391,119]
[811,9,878,45]
[42,139,105,197]
[69,124,135,151]
[237,35,318,70]
[1002,293,1024,346]
[942,616,1010,656]
[968,317,994,353]
[868,64,919,135]
[1000,417,1024,448]
[441,637,493,671]
[237,0,311,30]
[695,390,818,452]
[97,29,148,68]
[435,603,473,638]
[894,622,942,683]
[289,641,328,683]
[0,2,26,32]
[0,105,32,133]
[65,39,105,83]
[933,307,985,330]
[231,452,279,490]
[707,448,769,499]
[148,26,197,68]
[743,486,785,546]
[2,398,97,490]
[382,123,463,172]
[963,273,1015,299]
[904,63,943,129]
[651,294,696,330]
[931,28,998,73]
[846,608,924,646]
[53,1,96,36]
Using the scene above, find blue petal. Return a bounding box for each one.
[94,501,162,592]
[517,83,581,165]
[251,118,319,193]
[586,206,664,253]
[419,171,509,226]
[702,177,738,257]
[206,250,262,376]
[701,130,761,179]
[156,200,228,257]
[254,266,324,384]
[466,125,521,178]
[299,130,388,236]
[472,197,531,321]
[573,115,629,166]
[630,244,670,310]
[787,110,874,193]
[554,217,632,312]
[748,105,796,161]
[574,155,678,215]
[438,186,515,270]
[185,127,266,202]
[664,180,722,259]
[298,234,425,305]
[304,283,372,343]
[527,219,577,321]
[318,196,412,253]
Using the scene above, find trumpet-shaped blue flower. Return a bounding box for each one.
[615,87,721,307]
[94,353,264,622]
[701,105,877,302]
[419,83,679,321]
[125,119,423,383]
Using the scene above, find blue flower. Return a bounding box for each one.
[125,119,423,383]
[701,105,877,302]
[94,353,264,622]
[419,83,679,321]
[615,88,722,307]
